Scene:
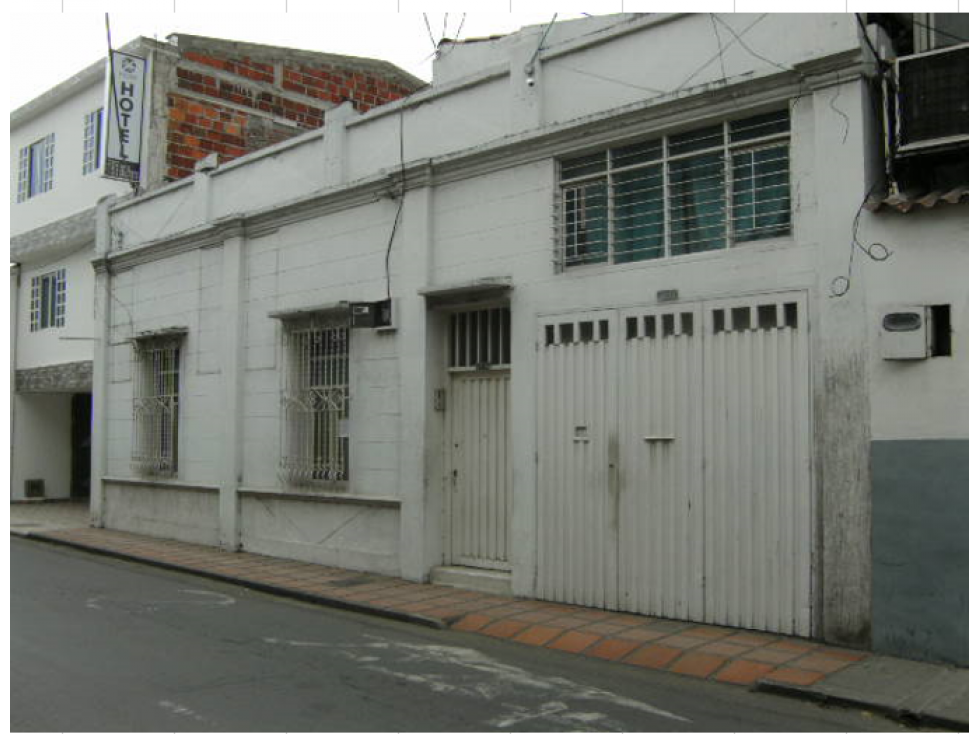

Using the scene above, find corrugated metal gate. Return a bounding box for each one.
[537,293,811,635]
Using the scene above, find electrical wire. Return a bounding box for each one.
[711,14,795,75]
[908,16,968,45]
[830,178,892,298]
[526,13,558,74]
[828,70,850,144]
[708,14,729,85]
[422,13,438,52]
[384,110,407,301]
[673,14,767,92]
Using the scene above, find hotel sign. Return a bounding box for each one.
[103,51,147,184]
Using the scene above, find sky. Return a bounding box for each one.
[8,2,971,113]
[6,3,612,114]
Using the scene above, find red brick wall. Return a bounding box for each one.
[164,49,419,181]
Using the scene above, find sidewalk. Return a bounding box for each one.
[11,507,967,731]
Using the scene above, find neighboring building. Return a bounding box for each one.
[92,14,967,666]
[10,34,424,503]
[858,13,968,667]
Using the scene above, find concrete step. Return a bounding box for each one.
[431,565,513,596]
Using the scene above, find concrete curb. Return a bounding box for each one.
[753,679,967,731]
[14,531,449,632]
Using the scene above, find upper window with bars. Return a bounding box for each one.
[557,110,791,269]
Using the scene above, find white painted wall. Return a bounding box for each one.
[863,206,969,440]
[11,393,73,500]
[15,245,97,370]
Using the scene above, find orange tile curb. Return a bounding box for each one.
[624,644,683,670]
[547,630,602,653]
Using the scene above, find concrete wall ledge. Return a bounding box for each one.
[239,488,401,509]
[103,476,220,494]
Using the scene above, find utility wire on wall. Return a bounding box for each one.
[830,179,892,298]
[384,110,407,302]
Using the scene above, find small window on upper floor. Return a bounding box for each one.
[30,269,66,332]
[82,108,104,175]
[17,134,55,203]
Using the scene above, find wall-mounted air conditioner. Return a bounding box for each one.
[894,44,968,156]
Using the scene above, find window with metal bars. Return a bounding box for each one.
[281,314,350,486]
[557,109,790,268]
[29,269,66,332]
[448,307,511,370]
[17,133,55,203]
[132,336,182,476]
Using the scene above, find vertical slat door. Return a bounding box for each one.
[535,295,811,636]
[617,306,705,621]
[703,294,811,635]
[536,312,618,608]
[447,371,512,570]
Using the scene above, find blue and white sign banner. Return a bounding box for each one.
[103,50,147,184]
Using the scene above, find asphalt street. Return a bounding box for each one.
[11,538,915,732]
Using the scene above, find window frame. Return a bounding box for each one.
[131,334,183,477]
[82,108,104,175]
[447,306,512,372]
[280,313,351,488]
[29,269,67,332]
[556,110,791,270]
[17,133,55,202]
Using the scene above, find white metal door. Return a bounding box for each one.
[445,307,513,570]
[617,305,705,621]
[537,311,618,608]
[447,371,512,569]
[703,294,811,635]
[536,293,812,635]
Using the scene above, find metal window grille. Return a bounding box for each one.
[82,108,103,175]
[556,109,790,269]
[29,269,66,332]
[132,337,181,476]
[281,315,350,486]
[18,134,56,201]
[448,307,511,370]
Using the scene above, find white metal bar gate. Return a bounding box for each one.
[445,307,513,570]
[537,292,811,636]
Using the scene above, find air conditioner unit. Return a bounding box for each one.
[894,44,968,156]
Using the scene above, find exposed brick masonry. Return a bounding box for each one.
[165,48,420,181]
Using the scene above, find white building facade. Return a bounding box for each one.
[93,14,968,662]
[11,45,144,503]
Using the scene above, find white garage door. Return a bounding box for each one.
[536,292,811,636]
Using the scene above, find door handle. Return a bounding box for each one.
[643,435,675,443]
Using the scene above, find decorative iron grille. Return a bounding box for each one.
[132,336,181,476]
[281,314,350,486]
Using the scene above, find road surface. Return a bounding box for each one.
[12,538,911,732]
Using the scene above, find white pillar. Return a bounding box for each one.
[218,226,247,550]
[90,195,117,527]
